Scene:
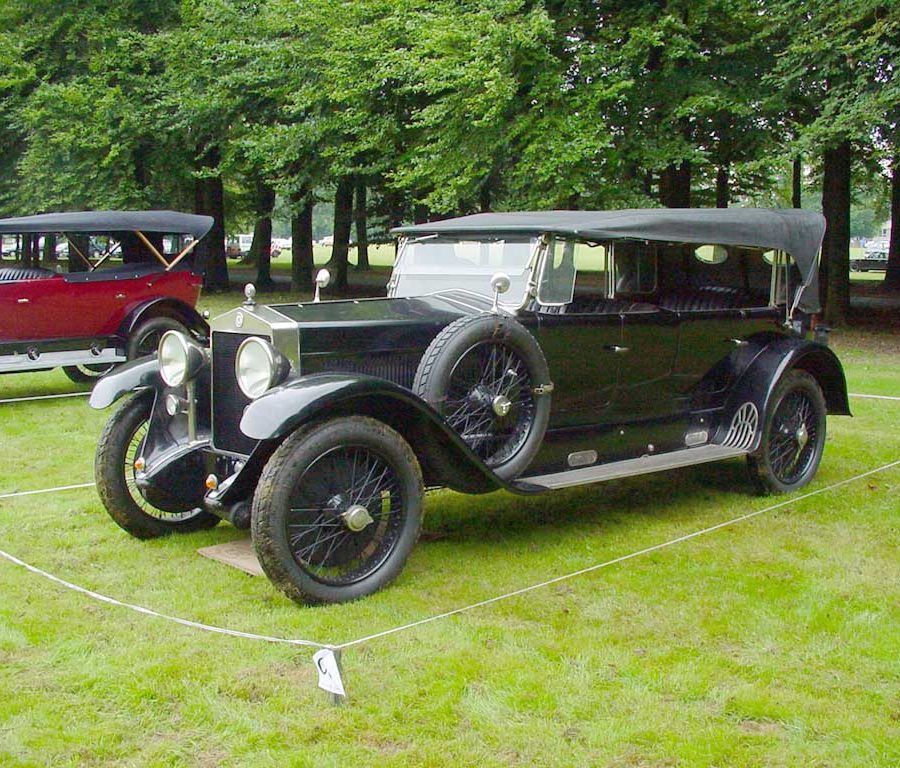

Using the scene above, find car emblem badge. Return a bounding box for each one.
[235,312,244,328]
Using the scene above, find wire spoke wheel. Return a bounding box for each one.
[252,416,423,605]
[768,390,818,485]
[285,446,405,586]
[445,341,536,466]
[748,370,826,495]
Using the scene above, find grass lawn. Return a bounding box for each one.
[0,307,897,766]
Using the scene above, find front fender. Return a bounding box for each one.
[241,373,540,495]
[89,356,160,409]
[717,337,850,450]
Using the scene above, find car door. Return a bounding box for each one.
[613,305,680,418]
[533,306,623,428]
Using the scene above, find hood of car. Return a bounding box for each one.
[269,291,492,356]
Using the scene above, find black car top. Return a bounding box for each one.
[394,208,825,313]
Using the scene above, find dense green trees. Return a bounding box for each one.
[0,0,896,317]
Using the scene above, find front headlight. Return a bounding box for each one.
[235,337,288,399]
[159,330,206,387]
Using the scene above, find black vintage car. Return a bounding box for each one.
[91,208,849,605]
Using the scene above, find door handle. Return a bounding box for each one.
[605,344,630,354]
[727,338,749,347]
[115,293,126,299]
[17,298,29,304]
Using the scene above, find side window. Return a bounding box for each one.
[537,237,576,305]
[615,242,657,294]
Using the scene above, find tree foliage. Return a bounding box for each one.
[0,0,897,308]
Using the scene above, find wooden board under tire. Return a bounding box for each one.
[197,539,264,576]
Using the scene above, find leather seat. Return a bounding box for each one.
[0,266,56,282]
[658,286,747,312]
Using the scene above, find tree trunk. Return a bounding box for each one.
[715,164,730,208]
[660,161,691,208]
[22,234,33,267]
[821,141,851,325]
[252,179,276,289]
[792,155,802,208]
[68,234,90,272]
[42,234,56,267]
[291,192,314,292]
[196,145,228,291]
[329,178,354,290]
[883,156,900,291]
[354,181,369,270]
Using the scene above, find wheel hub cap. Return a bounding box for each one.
[796,423,809,450]
[342,504,374,532]
[492,395,512,417]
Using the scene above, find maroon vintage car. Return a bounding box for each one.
[0,211,212,382]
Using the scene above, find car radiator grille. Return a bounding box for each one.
[211,331,263,456]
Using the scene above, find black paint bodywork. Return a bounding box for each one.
[93,282,851,519]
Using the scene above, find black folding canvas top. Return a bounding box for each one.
[395,208,826,312]
[0,210,214,240]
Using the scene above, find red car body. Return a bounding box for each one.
[0,211,212,378]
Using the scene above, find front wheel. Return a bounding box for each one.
[747,370,827,495]
[126,317,188,360]
[63,362,116,383]
[252,417,424,605]
[95,392,219,538]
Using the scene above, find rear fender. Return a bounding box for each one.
[717,338,850,451]
[121,298,209,341]
[240,373,536,495]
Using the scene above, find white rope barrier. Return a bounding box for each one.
[0,459,896,698]
[0,392,89,404]
[0,482,95,500]
[849,393,900,401]
[0,547,329,649]
[333,459,900,649]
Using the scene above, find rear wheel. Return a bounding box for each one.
[747,370,827,495]
[252,417,423,605]
[95,392,219,538]
[63,362,116,383]
[126,317,187,360]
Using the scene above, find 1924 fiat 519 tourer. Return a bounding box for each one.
[0,211,210,382]
[91,208,849,605]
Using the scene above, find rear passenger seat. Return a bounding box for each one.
[657,286,749,312]
[0,266,57,281]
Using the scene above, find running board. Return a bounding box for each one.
[521,444,749,490]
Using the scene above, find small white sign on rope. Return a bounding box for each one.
[313,648,346,698]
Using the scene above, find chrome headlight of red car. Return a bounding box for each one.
[158,330,207,387]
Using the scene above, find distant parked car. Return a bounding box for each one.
[0,210,211,383]
[319,235,334,247]
[92,207,848,606]
[850,240,889,272]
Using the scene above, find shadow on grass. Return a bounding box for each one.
[420,459,753,547]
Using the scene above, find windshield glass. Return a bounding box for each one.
[390,235,537,304]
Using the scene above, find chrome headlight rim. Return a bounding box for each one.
[158,330,191,387]
[235,336,286,400]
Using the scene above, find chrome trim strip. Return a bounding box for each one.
[523,444,749,490]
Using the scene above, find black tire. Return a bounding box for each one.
[63,362,116,383]
[747,370,827,495]
[126,317,187,360]
[95,392,219,539]
[252,416,424,605]
[413,314,552,479]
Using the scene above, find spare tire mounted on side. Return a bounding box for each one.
[413,313,552,480]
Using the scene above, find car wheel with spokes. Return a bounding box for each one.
[95,391,219,538]
[252,417,424,605]
[126,317,188,360]
[63,362,116,383]
[413,314,552,480]
[747,370,827,495]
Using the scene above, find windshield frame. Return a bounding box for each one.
[388,234,545,310]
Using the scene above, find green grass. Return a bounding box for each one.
[0,321,898,766]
